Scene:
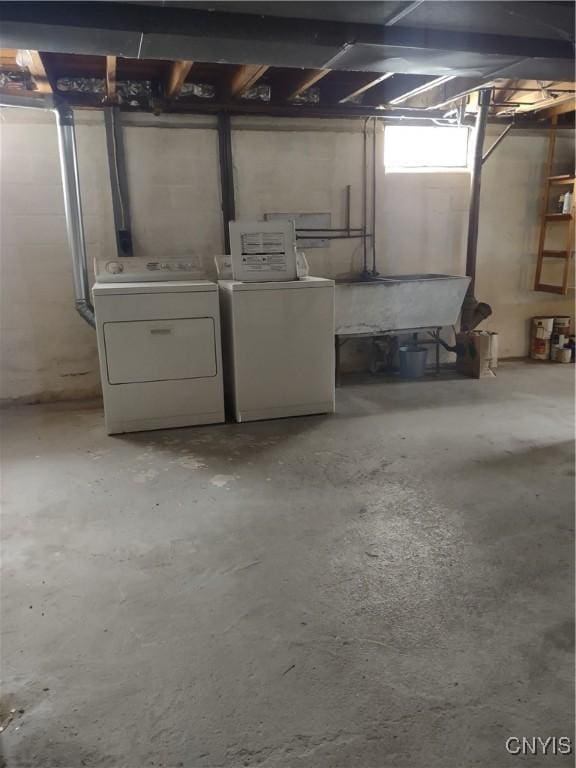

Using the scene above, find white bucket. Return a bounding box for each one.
[553,347,572,363]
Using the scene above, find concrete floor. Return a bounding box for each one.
[1,361,574,768]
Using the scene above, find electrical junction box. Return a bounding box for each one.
[229,219,297,282]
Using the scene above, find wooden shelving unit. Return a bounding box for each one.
[534,116,575,295]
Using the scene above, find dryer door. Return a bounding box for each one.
[103,318,217,384]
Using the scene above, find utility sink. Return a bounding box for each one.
[335,273,471,335]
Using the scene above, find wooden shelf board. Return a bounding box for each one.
[545,213,573,221]
[548,176,576,185]
[534,283,567,295]
[541,250,570,258]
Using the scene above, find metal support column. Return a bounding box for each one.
[465,87,492,296]
[217,112,236,253]
[54,105,95,327]
[371,117,378,275]
[345,184,351,235]
[104,106,133,256]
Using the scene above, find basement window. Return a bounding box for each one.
[384,125,470,172]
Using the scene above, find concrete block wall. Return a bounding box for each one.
[123,116,223,270]
[0,108,573,402]
[1,111,112,402]
[475,129,574,354]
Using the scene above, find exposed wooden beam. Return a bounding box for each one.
[165,60,194,100]
[492,80,576,116]
[363,74,438,107]
[228,64,268,98]
[400,77,495,110]
[18,50,52,93]
[339,73,394,103]
[105,55,117,103]
[278,69,331,101]
[536,95,575,119]
[0,48,19,69]
[495,78,530,109]
[28,50,51,93]
[388,75,455,105]
[494,77,519,104]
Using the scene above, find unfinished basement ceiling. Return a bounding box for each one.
[176,1,575,39]
[0,1,574,121]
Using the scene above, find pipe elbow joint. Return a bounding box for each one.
[75,300,96,328]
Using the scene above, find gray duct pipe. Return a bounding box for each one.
[54,105,95,327]
[0,95,95,327]
[461,87,493,331]
[103,106,133,257]
[465,87,492,295]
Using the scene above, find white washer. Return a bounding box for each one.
[219,277,335,422]
[93,280,225,434]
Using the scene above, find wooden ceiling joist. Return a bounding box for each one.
[402,77,495,110]
[0,47,574,124]
[105,55,117,102]
[19,49,52,93]
[492,78,528,113]
[339,73,394,103]
[228,64,268,98]
[492,80,576,116]
[388,75,455,106]
[281,69,330,101]
[0,48,19,69]
[538,97,576,119]
[362,74,438,107]
[165,59,194,100]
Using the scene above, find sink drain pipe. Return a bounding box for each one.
[0,94,95,327]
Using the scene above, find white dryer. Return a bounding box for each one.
[93,278,224,434]
[219,277,335,422]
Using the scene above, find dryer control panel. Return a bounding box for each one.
[95,256,204,282]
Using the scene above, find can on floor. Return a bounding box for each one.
[531,338,551,360]
[531,317,553,360]
[553,316,571,337]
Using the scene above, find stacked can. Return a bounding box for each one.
[530,317,553,360]
[551,316,572,363]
